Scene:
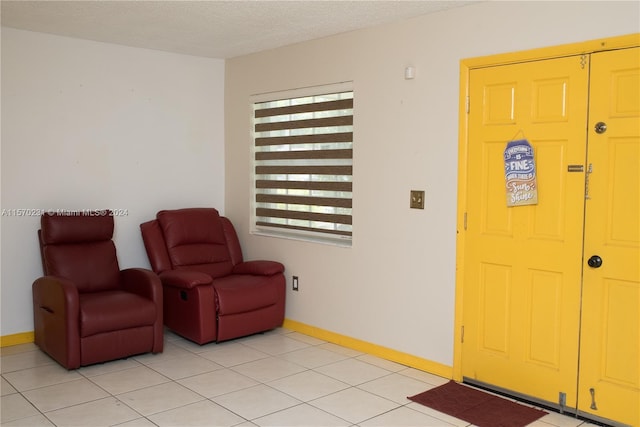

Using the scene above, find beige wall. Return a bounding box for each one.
[225,1,640,367]
[1,28,225,336]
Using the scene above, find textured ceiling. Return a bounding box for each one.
[1,1,477,58]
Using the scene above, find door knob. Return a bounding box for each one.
[594,122,607,134]
[588,255,603,268]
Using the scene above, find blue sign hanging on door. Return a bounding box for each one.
[504,139,538,206]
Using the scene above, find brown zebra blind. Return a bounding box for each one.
[253,90,353,243]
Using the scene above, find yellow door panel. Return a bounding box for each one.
[526,269,563,368]
[531,78,570,122]
[578,47,640,427]
[606,140,639,244]
[480,141,513,236]
[463,55,589,408]
[530,141,570,239]
[483,83,516,124]
[478,263,511,354]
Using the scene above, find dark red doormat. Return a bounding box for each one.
[408,381,547,427]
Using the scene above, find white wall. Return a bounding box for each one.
[225,1,639,367]
[1,28,225,336]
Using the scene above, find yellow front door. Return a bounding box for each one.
[462,54,589,409]
[460,43,639,427]
[578,47,640,426]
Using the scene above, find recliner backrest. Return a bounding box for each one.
[156,208,234,279]
[39,213,120,293]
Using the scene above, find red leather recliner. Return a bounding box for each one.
[32,212,163,369]
[140,208,286,345]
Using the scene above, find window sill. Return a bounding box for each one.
[251,229,352,248]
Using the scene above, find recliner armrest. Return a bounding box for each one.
[140,220,173,274]
[32,275,81,368]
[159,270,213,289]
[120,268,163,302]
[232,260,285,276]
[119,268,164,354]
[32,276,80,317]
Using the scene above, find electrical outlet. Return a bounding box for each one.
[292,276,299,291]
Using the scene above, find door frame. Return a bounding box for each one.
[453,33,640,382]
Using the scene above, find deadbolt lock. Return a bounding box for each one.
[595,122,607,134]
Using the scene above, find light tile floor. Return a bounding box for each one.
[1,328,597,427]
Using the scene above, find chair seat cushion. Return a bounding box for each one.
[79,290,157,337]
[214,275,278,315]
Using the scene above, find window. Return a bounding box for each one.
[252,84,353,245]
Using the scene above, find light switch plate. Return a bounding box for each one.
[410,190,425,209]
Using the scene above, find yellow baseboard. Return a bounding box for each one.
[0,331,34,348]
[283,319,453,379]
[3,322,454,380]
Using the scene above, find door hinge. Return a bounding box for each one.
[580,54,588,69]
[461,325,464,343]
[464,212,468,230]
[466,96,470,114]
